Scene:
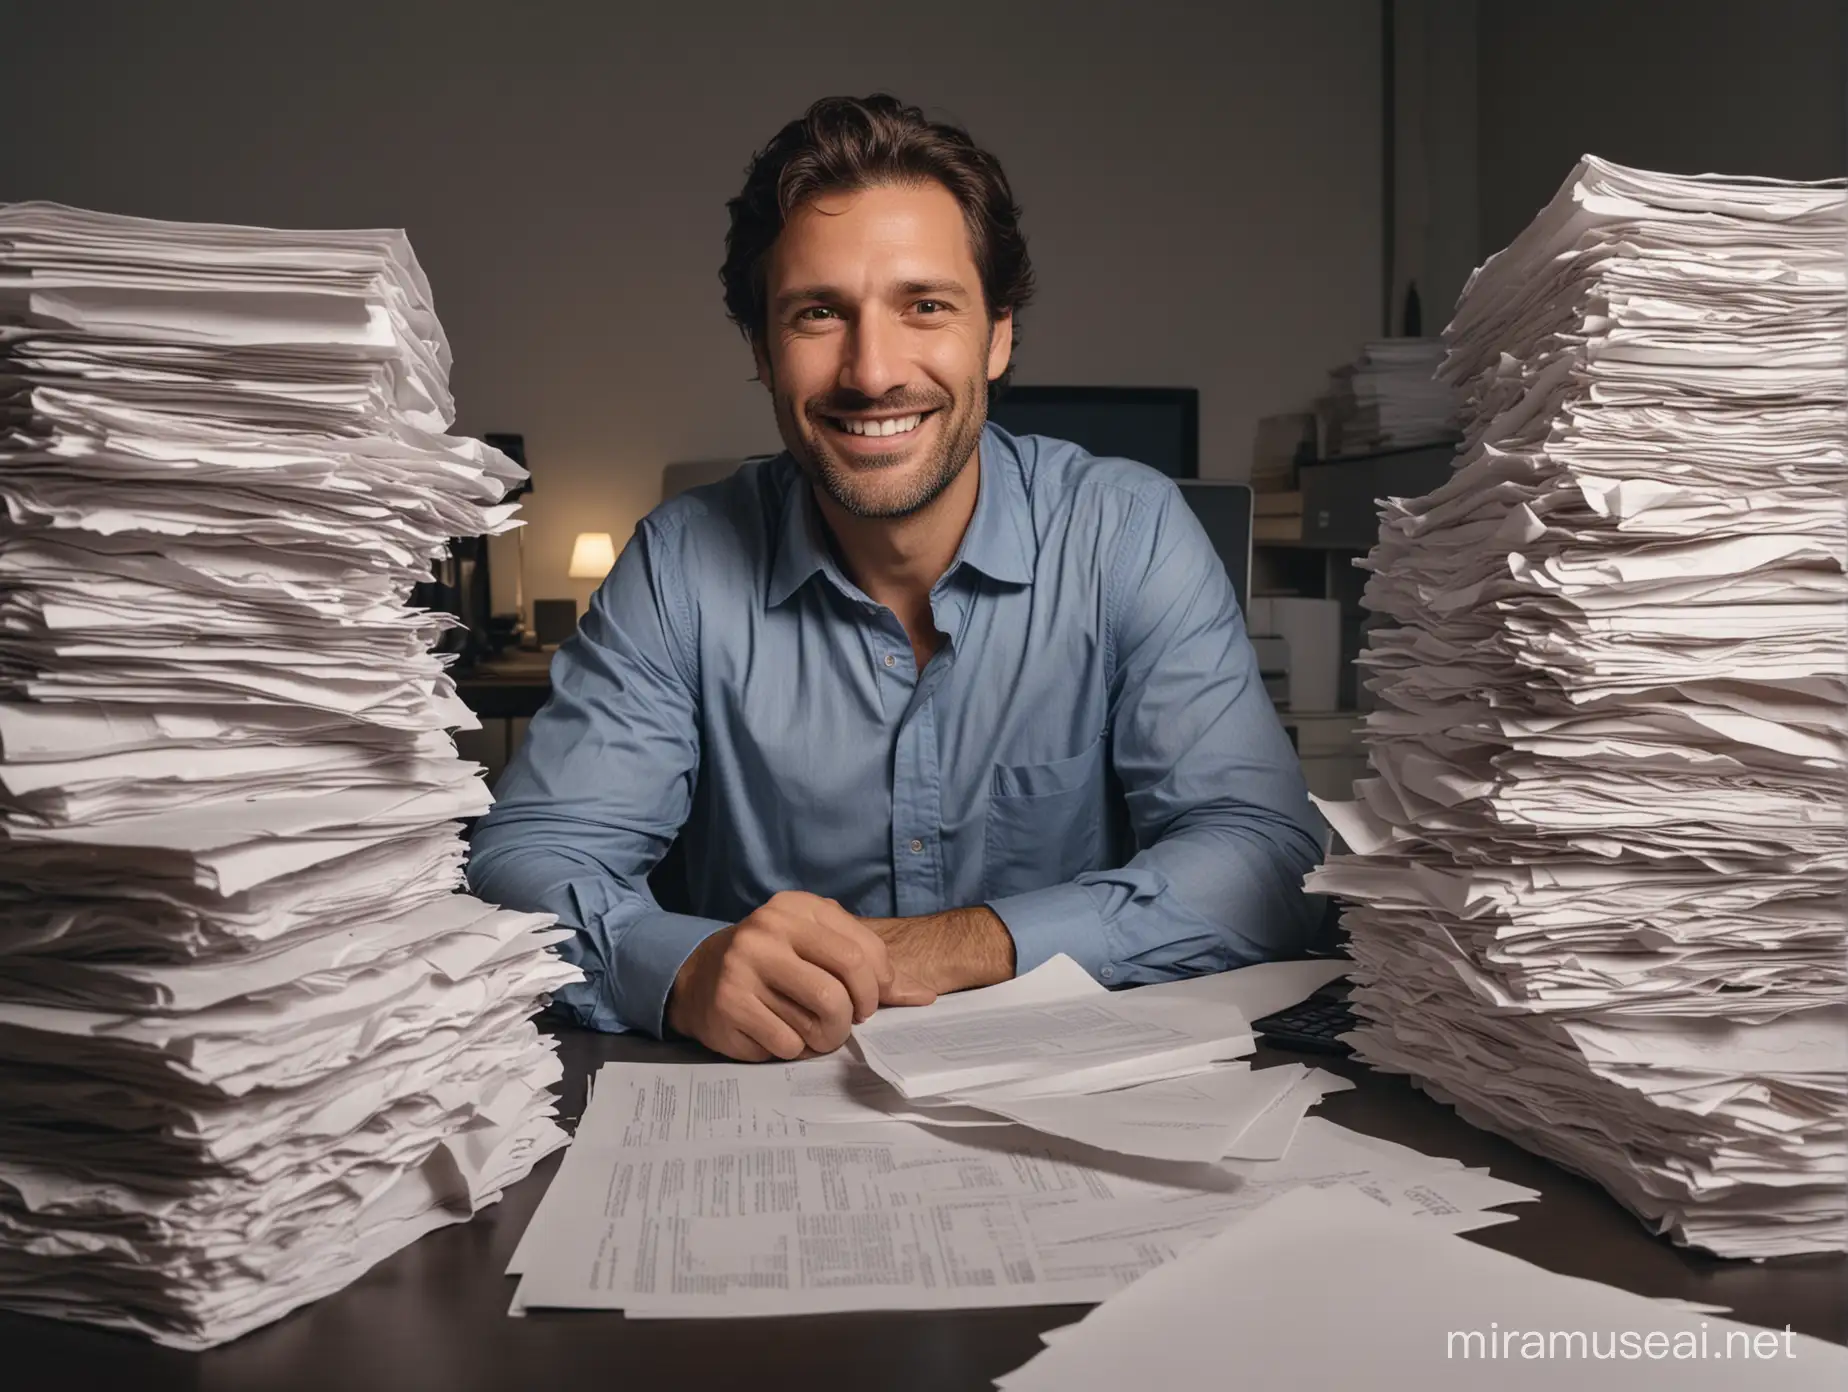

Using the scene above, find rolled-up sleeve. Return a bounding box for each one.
[989,484,1326,984]
[465,513,725,1035]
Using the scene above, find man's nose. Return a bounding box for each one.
[838,312,908,401]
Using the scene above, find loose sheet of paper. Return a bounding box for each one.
[854,991,1254,1099]
[511,1095,1537,1318]
[996,1185,1845,1391]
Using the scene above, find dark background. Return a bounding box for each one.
[3,0,1838,620]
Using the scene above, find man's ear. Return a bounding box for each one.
[751,336,774,390]
[986,310,1014,382]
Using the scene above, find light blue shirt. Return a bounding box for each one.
[466,425,1325,1036]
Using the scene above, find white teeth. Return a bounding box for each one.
[840,413,923,437]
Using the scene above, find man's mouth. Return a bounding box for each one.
[824,409,937,440]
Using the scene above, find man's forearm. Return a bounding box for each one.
[467,837,728,1036]
[861,906,1016,995]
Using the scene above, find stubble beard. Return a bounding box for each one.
[777,375,989,520]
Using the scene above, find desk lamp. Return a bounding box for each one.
[532,531,617,649]
[568,532,616,581]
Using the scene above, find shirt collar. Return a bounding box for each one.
[948,423,1035,588]
[765,422,1036,610]
[766,463,832,609]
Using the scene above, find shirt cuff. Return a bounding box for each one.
[986,883,1115,985]
[609,910,732,1038]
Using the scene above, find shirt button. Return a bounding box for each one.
[908,838,924,854]
[883,654,896,668]
[1100,966,1115,981]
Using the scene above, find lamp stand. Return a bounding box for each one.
[514,526,538,650]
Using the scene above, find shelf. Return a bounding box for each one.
[1254,538,1369,553]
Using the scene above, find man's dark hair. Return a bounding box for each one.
[721,94,1035,394]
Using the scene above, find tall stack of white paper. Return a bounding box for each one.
[1319,337,1459,455]
[1308,158,1847,1257]
[0,203,581,1346]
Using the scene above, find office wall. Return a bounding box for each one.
[1477,0,1847,257]
[1391,0,1479,330]
[0,0,1386,617]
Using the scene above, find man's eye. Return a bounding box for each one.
[914,300,947,314]
[796,307,837,322]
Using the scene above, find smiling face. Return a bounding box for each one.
[755,181,1013,520]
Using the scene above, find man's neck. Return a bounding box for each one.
[816,448,981,634]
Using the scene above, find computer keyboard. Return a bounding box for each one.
[1252,992,1355,1056]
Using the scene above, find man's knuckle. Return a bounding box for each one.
[819,982,853,1025]
[748,909,797,941]
[733,921,777,952]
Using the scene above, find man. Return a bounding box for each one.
[467,94,1324,1063]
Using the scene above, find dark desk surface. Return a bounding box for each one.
[9,1029,1844,1392]
[454,650,553,721]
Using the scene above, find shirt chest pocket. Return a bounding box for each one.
[983,736,1107,900]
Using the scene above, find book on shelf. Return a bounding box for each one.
[1249,411,1316,492]
[1253,490,1302,518]
[1254,515,1303,543]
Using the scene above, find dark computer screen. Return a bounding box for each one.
[1175,481,1253,615]
[987,386,1199,478]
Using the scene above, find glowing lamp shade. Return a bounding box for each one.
[567,531,617,581]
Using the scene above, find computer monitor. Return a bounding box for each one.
[412,432,527,661]
[988,386,1199,479]
[1175,481,1253,615]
